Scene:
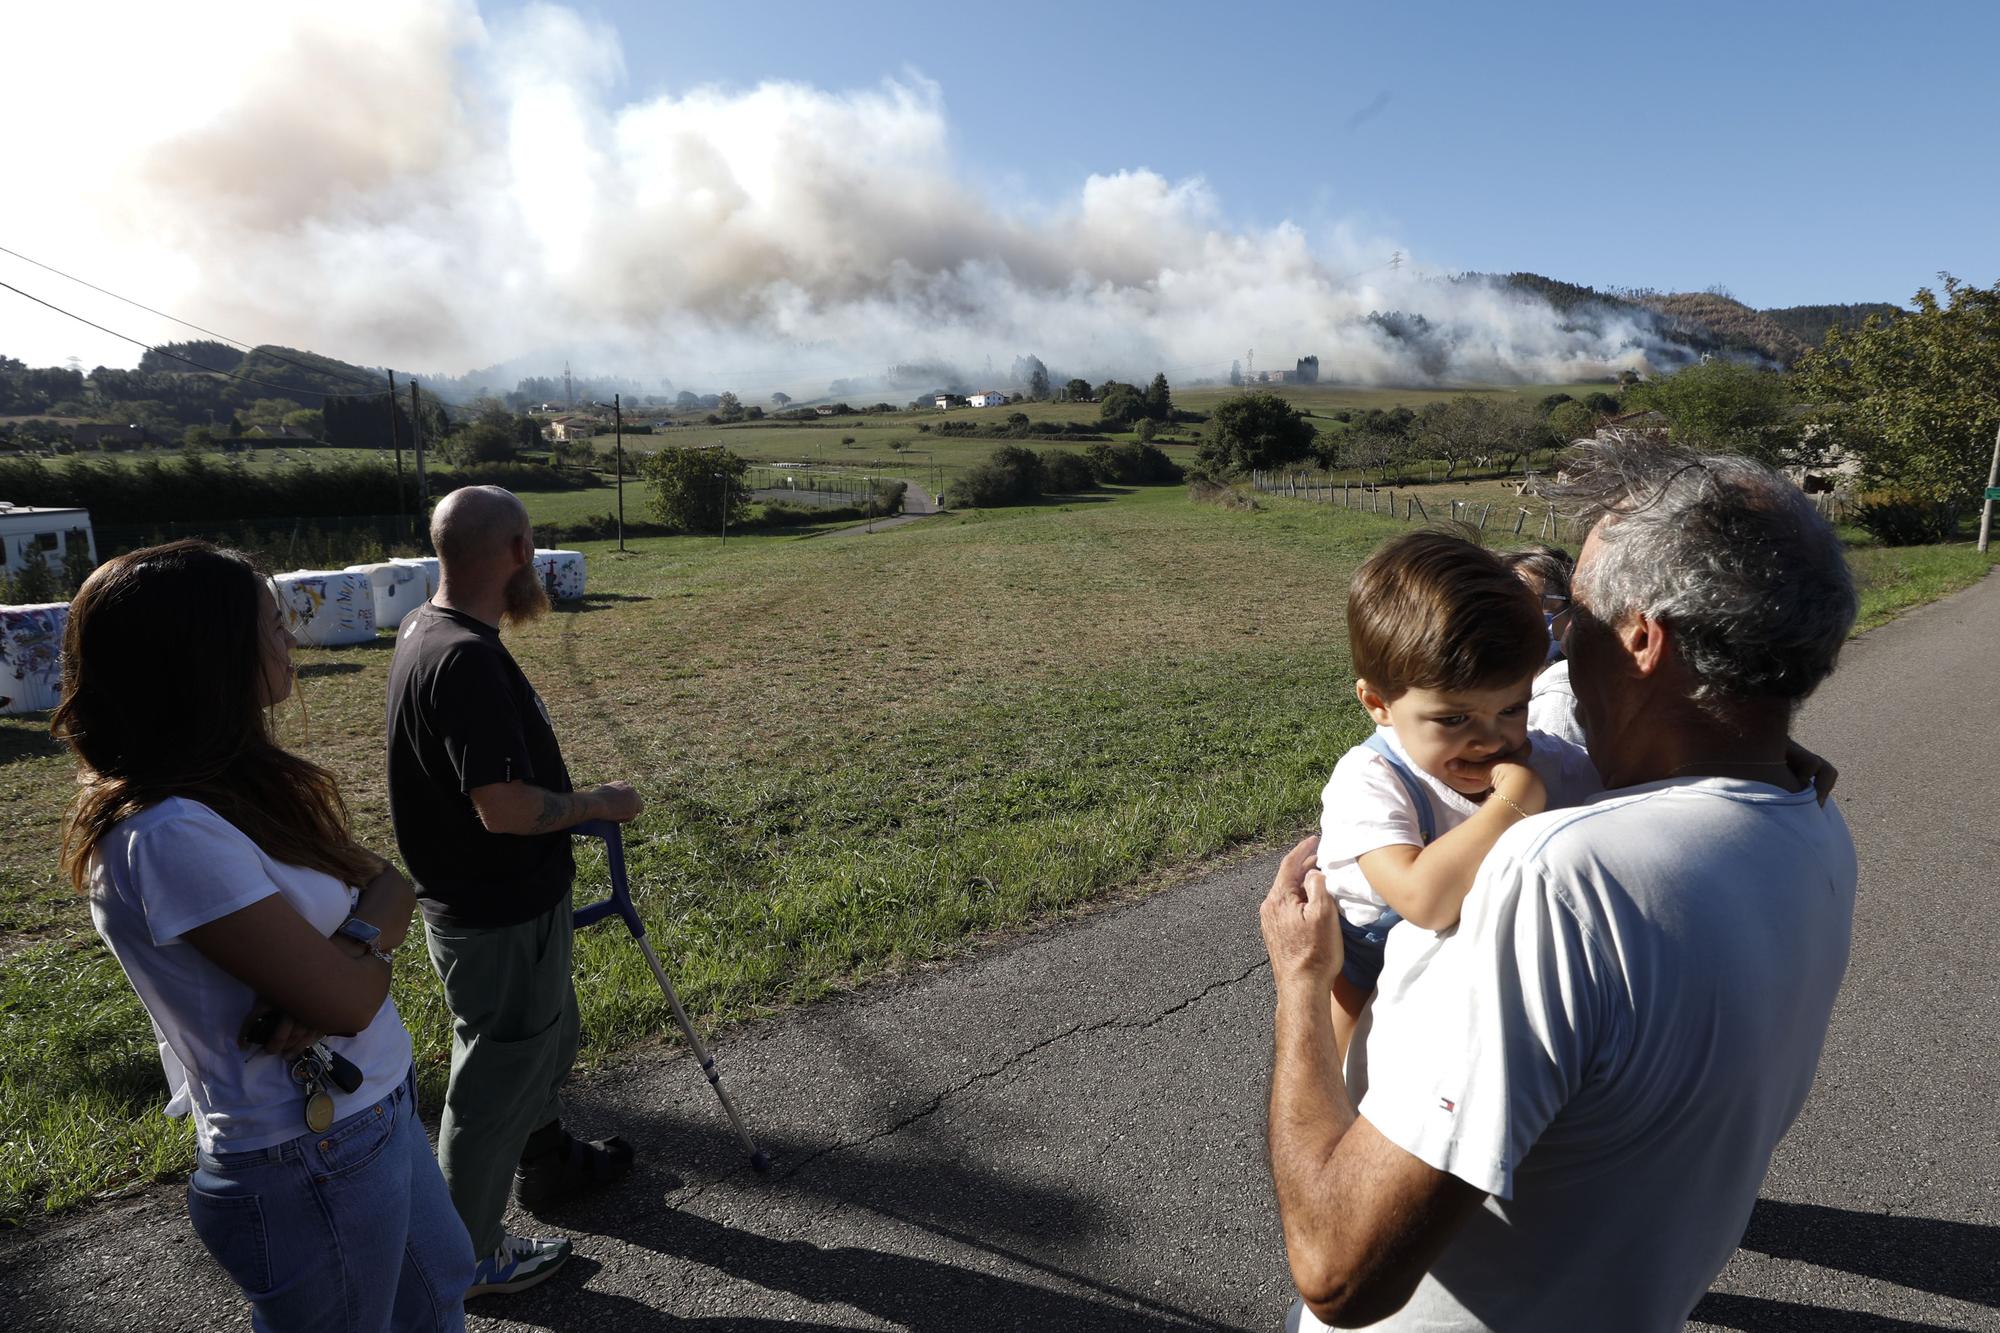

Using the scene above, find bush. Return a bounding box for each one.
[1037,449,1097,494]
[437,461,590,491]
[1852,490,1957,545]
[945,446,1044,508]
[1082,441,1184,486]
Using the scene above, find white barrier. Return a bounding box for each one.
[532,549,587,602]
[274,570,377,646]
[345,561,426,631]
[391,557,440,601]
[0,602,67,714]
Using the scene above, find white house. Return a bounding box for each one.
[0,503,96,579]
[968,390,1010,408]
[546,416,596,442]
[933,394,954,410]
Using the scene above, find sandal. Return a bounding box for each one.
[513,1131,635,1212]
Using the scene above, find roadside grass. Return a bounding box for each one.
[1847,541,1999,630]
[3,477,1988,1223]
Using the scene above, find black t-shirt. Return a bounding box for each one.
[386,602,575,927]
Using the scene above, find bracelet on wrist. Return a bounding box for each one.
[1491,790,1531,821]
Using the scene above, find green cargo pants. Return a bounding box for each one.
[423,895,579,1257]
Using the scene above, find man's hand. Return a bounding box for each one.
[1260,835,1344,991]
[591,780,643,823]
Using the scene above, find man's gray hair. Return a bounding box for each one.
[1556,432,1856,711]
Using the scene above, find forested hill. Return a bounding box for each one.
[1761,302,1904,347]
[1485,274,1906,368]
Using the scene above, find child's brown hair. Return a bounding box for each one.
[1346,530,1546,699]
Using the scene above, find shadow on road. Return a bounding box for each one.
[1690,1292,1965,1332]
[1690,1196,1998,1330]
[1741,1198,1997,1307]
[496,1090,1236,1332]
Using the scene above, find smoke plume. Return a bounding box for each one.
[3,1,1689,395]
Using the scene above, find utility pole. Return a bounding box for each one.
[410,378,428,533]
[1980,420,2000,553]
[614,393,626,552]
[386,369,407,542]
[564,361,574,412]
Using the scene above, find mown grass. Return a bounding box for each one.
[1,482,1989,1224]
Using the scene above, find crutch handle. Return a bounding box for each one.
[572,820,644,936]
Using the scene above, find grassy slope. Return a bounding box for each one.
[3,470,1991,1223]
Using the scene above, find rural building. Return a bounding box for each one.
[968,391,1009,408]
[934,394,954,410]
[70,423,159,449]
[0,502,96,578]
[547,416,596,441]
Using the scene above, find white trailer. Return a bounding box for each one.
[0,503,96,577]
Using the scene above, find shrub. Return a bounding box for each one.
[1082,441,1184,486]
[1037,449,1097,494]
[1852,490,1957,545]
[945,446,1044,508]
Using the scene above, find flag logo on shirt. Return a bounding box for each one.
[1438,1097,1456,1114]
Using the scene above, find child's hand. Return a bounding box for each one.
[1490,743,1548,816]
[1784,740,1838,806]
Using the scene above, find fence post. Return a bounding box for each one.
[1515,508,1528,534]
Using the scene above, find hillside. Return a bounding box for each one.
[1636,292,1809,366]
[1761,302,1903,350]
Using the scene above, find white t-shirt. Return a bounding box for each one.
[1312,778,1856,1332]
[89,798,412,1154]
[1316,728,1602,927]
[1528,659,1588,751]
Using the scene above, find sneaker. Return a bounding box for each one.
[466,1232,572,1297]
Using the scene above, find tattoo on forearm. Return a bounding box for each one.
[526,788,584,834]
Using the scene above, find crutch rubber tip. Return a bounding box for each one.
[750,1150,772,1174]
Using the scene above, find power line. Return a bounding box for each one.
[0,279,393,401]
[0,242,393,394]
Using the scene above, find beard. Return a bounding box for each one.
[501,558,551,627]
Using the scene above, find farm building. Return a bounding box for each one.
[0,502,96,578]
[968,391,1010,408]
[546,416,596,441]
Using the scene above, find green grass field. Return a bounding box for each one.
[3,407,1992,1224]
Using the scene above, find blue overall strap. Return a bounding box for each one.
[1361,731,1437,845]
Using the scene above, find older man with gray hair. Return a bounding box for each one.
[1263,439,1860,1330]
[388,486,644,1297]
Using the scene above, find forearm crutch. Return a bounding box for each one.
[573,820,771,1173]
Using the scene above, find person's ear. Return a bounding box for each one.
[1617,612,1672,679]
[1355,679,1394,726]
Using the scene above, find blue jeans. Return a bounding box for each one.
[186,1065,473,1333]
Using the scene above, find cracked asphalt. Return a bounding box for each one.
[6,572,1997,1331]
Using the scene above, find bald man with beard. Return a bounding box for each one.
[386,486,643,1297]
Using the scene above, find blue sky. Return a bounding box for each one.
[542,0,1996,309]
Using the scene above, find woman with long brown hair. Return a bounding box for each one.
[56,540,471,1331]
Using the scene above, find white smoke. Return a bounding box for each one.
[0,0,1680,394]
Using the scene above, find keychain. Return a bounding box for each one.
[291,1049,335,1132]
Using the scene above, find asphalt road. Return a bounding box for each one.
[5,571,1995,1331]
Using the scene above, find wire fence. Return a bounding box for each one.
[1250,469,1588,542]
[1250,470,1855,541]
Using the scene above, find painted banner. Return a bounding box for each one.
[274,570,377,646]
[0,602,68,715]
